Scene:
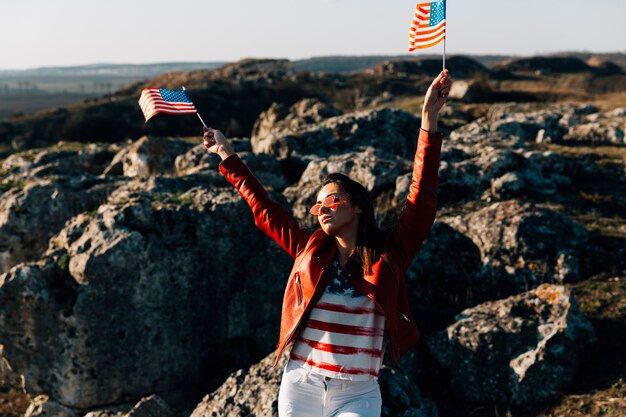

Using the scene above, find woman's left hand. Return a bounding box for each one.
[421,70,452,133]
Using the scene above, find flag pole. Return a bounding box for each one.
[182,86,209,130]
[443,0,447,71]
[443,37,446,70]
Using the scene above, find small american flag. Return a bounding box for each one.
[408,0,446,51]
[138,88,198,122]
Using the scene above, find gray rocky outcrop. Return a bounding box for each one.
[427,284,595,405]
[191,350,439,417]
[0,178,293,410]
[283,148,406,228]
[0,142,121,273]
[473,103,625,146]
[103,136,196,177]
[0,177,117,274]
[448,200,593,285]
[251,104,420,161]
[404,200,601,331]
[1,345,25,393]
[1,99,623,417]
[251,99,342,148]
[1,142,118,178]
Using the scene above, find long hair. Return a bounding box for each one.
[322,173,383,275]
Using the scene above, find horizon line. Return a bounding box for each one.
[1,50,625,72]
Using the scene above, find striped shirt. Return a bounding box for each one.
[289,260,386,380]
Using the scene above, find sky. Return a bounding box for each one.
[1,0,624,70]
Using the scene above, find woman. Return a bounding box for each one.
[203,70,451,417]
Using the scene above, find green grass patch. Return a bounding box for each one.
[571,274,626,320]
[0,179,26,191]
[148,191,194,208]
[57,253,70,271]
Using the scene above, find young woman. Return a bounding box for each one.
[203,70,451,417]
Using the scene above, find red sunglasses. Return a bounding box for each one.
[309,193,350,216]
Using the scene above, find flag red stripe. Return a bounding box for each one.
[410,23,445,37]
[139,87,198,122]
[140,94,196,107]
[409,35,445,51]
[289,353,379,376]
[410,27,446,43]
[305,320,384,337]
[142,102,196,111]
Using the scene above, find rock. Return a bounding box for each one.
[427,284,596,405]
[206,59,291,83]
[283,149,404,227]
[406,222,483,332]
[174,144,222,176]
[25,395,80,417]
[103,136,196,178]
[189,350,288,417]
[0,177,117,273]
[447,200,592,295]
[370,56,490,79]
[238,152,290,192]
[191,350,438,417]
[251,106,420,161]
[563,121,625,145]
[490,172,526,199]
[378,367,439,417]
[495,56,593,74]
[0,182,293,409]
[1,142,118,178]
[448,79,492,101]
[124,395,179,417]
[585,57,624,75]
[251,99,342,150]
[1,345,25,393]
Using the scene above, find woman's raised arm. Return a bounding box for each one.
[387,70,451,272]
[206,128,312,259]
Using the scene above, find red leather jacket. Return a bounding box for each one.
[219,129,442,366]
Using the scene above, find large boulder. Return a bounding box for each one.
[427,284,595,405]
[448,200,593,288]
[1,142,118,178]
[283,148,406,228]
[562,108,626,146]
[251,106,420,161]
[251,99,342,148]
[406,222,483,332]
[103,136,196,177]
[0,179,293,410]
[0,177,117,274]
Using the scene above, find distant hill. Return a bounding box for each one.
[0,62,227,78]
[0,52,624,123]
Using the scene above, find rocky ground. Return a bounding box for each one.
[0,57,625,417]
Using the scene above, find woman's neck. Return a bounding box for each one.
[335,235,356,266]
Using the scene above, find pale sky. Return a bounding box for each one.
[1,0,624,70]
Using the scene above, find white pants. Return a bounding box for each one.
[278,361,382,417]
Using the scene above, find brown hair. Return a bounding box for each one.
[322,173,383,275]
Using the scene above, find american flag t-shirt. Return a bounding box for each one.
[408,0,446,51]
[138,88,198,122]
[289,261,385,380]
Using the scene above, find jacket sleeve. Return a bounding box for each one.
[219,154,312,260]
[386,129,443,273]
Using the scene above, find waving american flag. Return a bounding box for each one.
[138,88,198,123]
[408,0,446,51]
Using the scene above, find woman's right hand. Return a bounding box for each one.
[203,127,235,160]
